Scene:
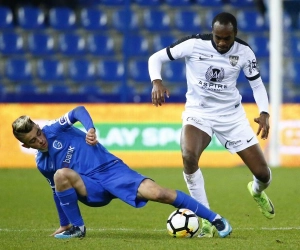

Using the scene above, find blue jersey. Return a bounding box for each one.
[34,107,148,226]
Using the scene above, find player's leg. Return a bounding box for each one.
[54,168,87,239]
[180,124,215,237]
[137,179,232,238]
[237,144,275,219]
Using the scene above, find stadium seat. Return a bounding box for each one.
[287,61,300,85]
[16,82,39,94]
[58,33,86,56]
[204,10,221,30]
[174,10,202,33]
[97,60,124,82]
[5,58,33,81]
[162,61,186,83]
[229,0,255,8]
[289,36,300,58]
[195,0,223,7]
[100,0,125,5]
[46,84,70,94]
[143,9,171,32]
[165,0,192,6]
[134,0,161,6]
[0,6,13,29]
[49,7,76,31]
[123,34,150,57]
[129,60,150,83]
[258,60,269,83]
[0,32,24,55]
[37,59,65,81]
[78,84,101,95]
[247,35,269,58]
[236,72,247,84]
[112,9,139,31]
[87,34,115,56]
[68,59,96,83]
[152,34,177,51]
[17,6,45,30]
[236,10,266,32]
[80,8,108,31]
[27,32,55,56]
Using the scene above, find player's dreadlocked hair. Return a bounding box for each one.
[212,12,237,33]
[12,115,35,141]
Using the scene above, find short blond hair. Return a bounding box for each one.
[12,115,35,142]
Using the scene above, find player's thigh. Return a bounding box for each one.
[181,124,211,155]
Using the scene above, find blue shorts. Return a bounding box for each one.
[79,160,149,208]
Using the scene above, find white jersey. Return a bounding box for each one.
[148,34,269,116]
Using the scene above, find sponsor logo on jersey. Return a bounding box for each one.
[187,117,203,125]
[205,66,225,82]
[225,140,242,149]
[62,146,75,167]
[199,53,213,60]
[229,55,239,66]
[198,80,227,91]
[53,140,63,150]
[246,59,259,75]
[59,115,67,125]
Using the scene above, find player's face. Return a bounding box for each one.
[212,21,236,53]
[22,125,48,151]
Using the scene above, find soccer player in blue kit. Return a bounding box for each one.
[12,106,232,239]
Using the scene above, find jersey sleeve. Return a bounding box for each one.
[242,48,261,81]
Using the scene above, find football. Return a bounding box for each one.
[166,208,199,238]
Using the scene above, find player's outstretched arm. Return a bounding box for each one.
[152,79,170,107]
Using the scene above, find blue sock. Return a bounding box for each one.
[56,188,84,227]
[172,190,217,222]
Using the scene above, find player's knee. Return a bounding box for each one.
[54,168,72,183]
[255,166,271,183]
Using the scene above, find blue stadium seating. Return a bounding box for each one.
[287,61,300,85]
[134,0,161,6]
[58,33,86,56]
[97,60,124,82]
[152,34,176,51]
[195,0,223,7]
[247,35,269,58]
[165,0,192,6]
[162,61,186,83]
[229,0,255,8]
[143,9,171,32]
[37,59,65,81]
[100,0,125,5]
[78,84,101,95]
[27,32,55,56]
[16,82,39,94]
[289,35,300,58]
[174,10,202,33]
[17,6,45,30]
[123,34,150,57]
[236,10,267,32]
[112,9,139,31]
[68,59,96,82]
[87,34,115,56]
[47,84,70,94]
[5,58,32,81]
[0,6,13,29]
[258,60,269,83]
[80,8,108,31]
[204,10,221,30]
[129,60,149,83]
[0,32,24,55]
[49,7,76,31]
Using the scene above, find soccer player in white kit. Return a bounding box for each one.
[148,12,275,238]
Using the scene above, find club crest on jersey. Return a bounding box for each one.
[59,116,67,125]
[229,55,239,66]
[205,66,224,82]
[53,140,63,150]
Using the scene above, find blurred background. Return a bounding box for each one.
[0,0,299,104]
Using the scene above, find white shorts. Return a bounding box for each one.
[182,108,258,154]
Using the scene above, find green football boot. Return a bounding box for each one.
[198,218,216,238]
[247,181,275,219]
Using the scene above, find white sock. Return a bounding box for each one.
[252,167,272,194]
[79,225,85,232]
[213,214,222,221]
[183,168,210,209]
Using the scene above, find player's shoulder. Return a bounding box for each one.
[170,33,212,48]
[234,37,253,51]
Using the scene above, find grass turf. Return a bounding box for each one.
[0,167,300,250]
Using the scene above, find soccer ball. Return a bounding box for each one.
[166,208,199,238]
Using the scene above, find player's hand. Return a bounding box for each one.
[50,225,71,236]
[254,112,270,140]
[86,128,98,146]
[151,79,170,107]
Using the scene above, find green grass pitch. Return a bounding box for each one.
[1,167,300,250]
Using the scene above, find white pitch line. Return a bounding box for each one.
[1,227,300,232]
